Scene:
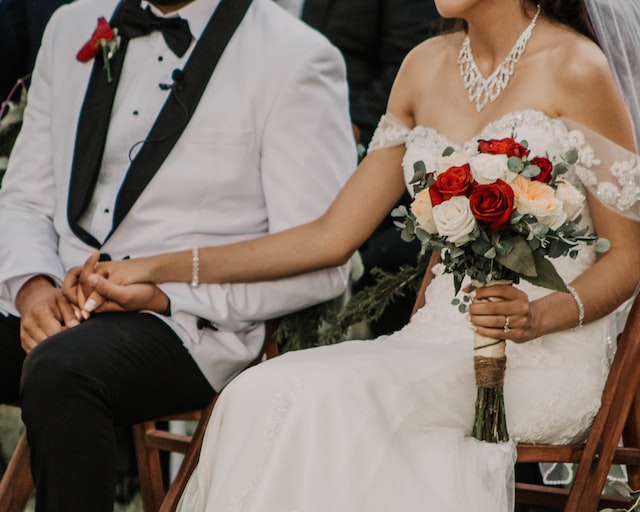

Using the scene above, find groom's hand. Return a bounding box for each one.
[16,276,80,352]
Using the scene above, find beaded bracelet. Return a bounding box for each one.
[566,285,584,329]
[191,246,200,288]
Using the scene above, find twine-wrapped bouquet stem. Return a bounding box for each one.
[471,279,510,442]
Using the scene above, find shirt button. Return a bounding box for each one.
[133,110,139,116]
[103,208,110,214]
[158,55,164,62]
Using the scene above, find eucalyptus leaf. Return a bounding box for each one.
[411,161,427,183]
[391,205,408,217]
[531,223,549,237]
[400,230,416,242]
[483,247,497,258]
[510,212,524,224]
[554,162,569,176]
[507,156,524,173]
[442,146,454,157]
[415,228,430,242]
[522,164,541,178]
[565,148,579,164]
[595,237,611,253]
[450,246,465,259]
[496,240,512,256]
[548,238,569,258]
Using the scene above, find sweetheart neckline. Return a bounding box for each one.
[409,109,560,148]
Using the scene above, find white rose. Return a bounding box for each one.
[468,153,514,184]
[512,175,567,230]
[434,151,474,175]
[432,196,477,246]
[410,189,438,233]
[555,181,585,221]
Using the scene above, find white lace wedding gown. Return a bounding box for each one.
[177,110,636,512]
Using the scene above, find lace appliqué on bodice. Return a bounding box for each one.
[369,109,640,223]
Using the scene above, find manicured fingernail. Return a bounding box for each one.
[84,299,96,312]
[469,290,476,299]
[74,309,82,321]
[81,310,90,320]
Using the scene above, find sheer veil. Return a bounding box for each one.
[584,0,640,150]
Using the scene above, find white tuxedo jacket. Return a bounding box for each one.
[0,0,355,389]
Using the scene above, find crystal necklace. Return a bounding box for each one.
[458,4,541,112]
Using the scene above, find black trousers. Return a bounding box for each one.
[0,312,215,512]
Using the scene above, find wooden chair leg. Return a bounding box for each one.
[132,421,167,512]
[0,431,33,512]
[159,398,217,512]
[624,392,640,490]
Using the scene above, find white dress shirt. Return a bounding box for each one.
[273,0,304,18]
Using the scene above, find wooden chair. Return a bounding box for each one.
[133,322,280,512]
[0,323,279,512]
[413,252,640,511]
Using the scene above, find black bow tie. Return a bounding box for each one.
[119,0,193,57]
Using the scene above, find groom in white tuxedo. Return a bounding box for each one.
[0,0,354,508]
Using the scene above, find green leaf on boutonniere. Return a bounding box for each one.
[494,236,536,277]
[521,251,568,292]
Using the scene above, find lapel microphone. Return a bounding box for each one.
[128,69,188,161]
[158,69,185,91]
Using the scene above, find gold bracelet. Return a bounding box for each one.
[566,285,584,329]
[191,246,200,288]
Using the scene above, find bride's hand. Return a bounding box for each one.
[466,284,538,343]
[62,251,164,315]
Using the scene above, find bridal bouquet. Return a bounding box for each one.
[392,136,608,442]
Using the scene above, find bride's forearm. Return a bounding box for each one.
[139,148,407,285]
[145,220,354,285]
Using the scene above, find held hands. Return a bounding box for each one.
[466,284,538,343]
[62,251,169,317]
[16,276,81,352]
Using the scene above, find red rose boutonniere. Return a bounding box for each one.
[76,17,121,83]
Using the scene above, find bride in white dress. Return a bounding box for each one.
[64,0,640,510]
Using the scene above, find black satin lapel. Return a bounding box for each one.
[109,0,253,238]
[67,1,129,248]
[301,0,334,30]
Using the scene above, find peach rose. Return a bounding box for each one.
[410,189,438,233]
[511,175,567,230]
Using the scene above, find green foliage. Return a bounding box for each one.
[0,77,29,186]
[274,252,430,352]
[600,481,640,511]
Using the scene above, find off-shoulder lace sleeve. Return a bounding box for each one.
[367,113,411,152]
[563,118,640,222]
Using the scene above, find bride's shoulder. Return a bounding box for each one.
[400,31,462,75]
[540,25,634,149]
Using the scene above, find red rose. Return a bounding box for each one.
[428,164,474,206]
[76,17,115,62]
[530,156,553,183]
[478,138,530,158]
[469,179,514,233]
